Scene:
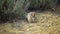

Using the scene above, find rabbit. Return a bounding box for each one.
[25,11,36,23]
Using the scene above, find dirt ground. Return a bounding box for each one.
[0,11,60,34]
[0,7,60,34]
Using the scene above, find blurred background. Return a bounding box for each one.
[0,0,60,34]
[0,0,59,23]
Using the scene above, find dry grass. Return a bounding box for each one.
[0,11,60,34]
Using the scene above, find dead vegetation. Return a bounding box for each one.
[0,10,60,34]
